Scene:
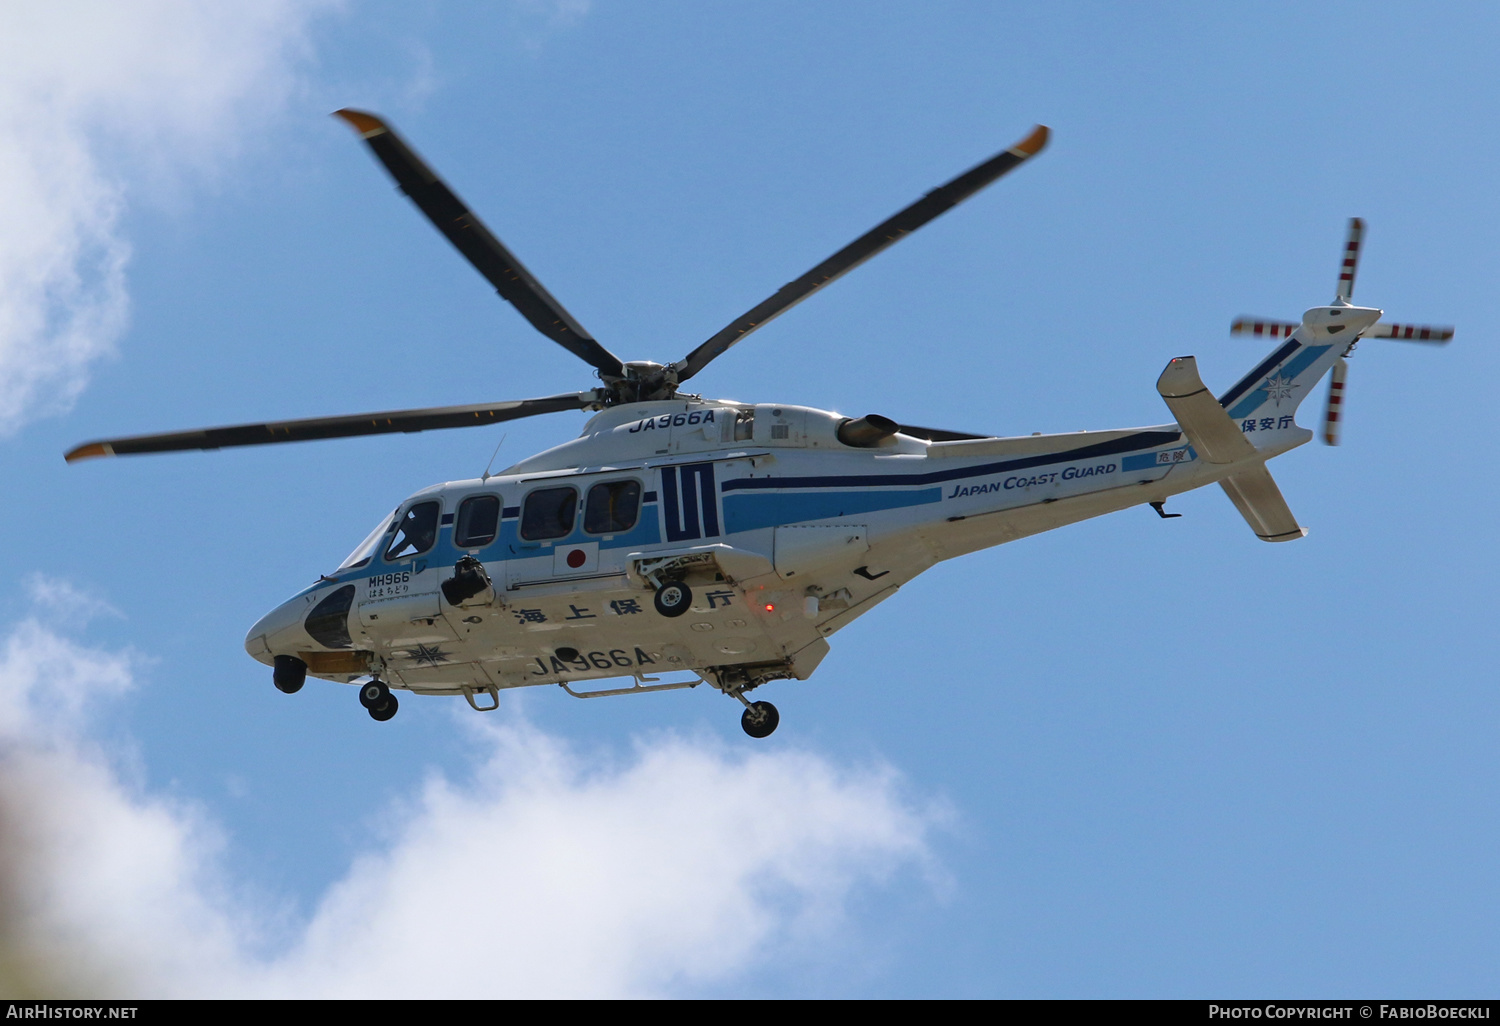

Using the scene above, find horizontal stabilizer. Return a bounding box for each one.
[1156,356,1256,464]
[1220,464,1307,542]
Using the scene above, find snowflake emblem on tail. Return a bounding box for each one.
[1261,373,1299,406]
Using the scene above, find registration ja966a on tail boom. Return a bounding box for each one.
[66,112,1452,737]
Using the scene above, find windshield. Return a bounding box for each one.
[385,501,441,561]
[338,510,396,571]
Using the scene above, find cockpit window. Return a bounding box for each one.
[385,501,441,561]
[455,495,501,548]
[584,480,641,534]
[520,486,577,541]
[339,510,397,570]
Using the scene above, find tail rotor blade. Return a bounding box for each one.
[1231,317,1300,339]
[1366,322,1454,343]
[1335,217,1364,303]
[1323,357,1348,446]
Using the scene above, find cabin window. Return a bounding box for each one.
[520,486,577,541]
[734,408,755,441]
[384,501,441,561]
[455,495,501,548]
[584,479,641,534]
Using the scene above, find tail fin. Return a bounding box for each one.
[1225,218,1451,449]
[1217,306,1379,431]
[1156,356,1308,542]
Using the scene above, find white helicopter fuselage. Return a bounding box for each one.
[244,326,1335,707]
[68,106,1447,734]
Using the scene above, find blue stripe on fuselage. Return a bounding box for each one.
[718,429,1183,494]
[723,488,942,534]
[308,500,663,596]
[306,427,1200,597]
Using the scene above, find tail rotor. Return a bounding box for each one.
[1364,322,1453,343]
[1230,218,1452,445]
[1335,217,1364,303]
[1323,357,1348,446]
[1229,317,1299,339]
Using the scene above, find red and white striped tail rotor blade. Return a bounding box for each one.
[1231,317,1301,339]
[1335,217,1364,302]
[1323,357,1348,446]
[1366,322,1454,344]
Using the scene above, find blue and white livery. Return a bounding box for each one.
[66,113,1451,736]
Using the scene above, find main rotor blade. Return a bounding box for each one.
[334,109,625,379]
[65,392,600,462]
[673,125,1050,384]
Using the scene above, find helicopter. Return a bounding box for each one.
[65,111,1452,737]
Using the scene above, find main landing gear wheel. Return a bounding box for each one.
[741,701,779,739]
[654,581,692,618]
[359,680,399,722]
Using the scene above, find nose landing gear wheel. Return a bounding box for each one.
[654,581,692,618]
[359,680,399,722]
[740,701,779,739]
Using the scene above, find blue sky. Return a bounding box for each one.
[1,1,1497,997]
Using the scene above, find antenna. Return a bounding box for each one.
[481,433,507,481]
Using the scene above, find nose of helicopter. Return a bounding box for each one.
[244,595,309,668]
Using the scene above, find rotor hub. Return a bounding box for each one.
[609,360,679,403]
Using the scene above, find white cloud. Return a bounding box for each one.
[0,591,942,998]
[0,1,330,435]
[0,609,242,997]
[271,726,936,998]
